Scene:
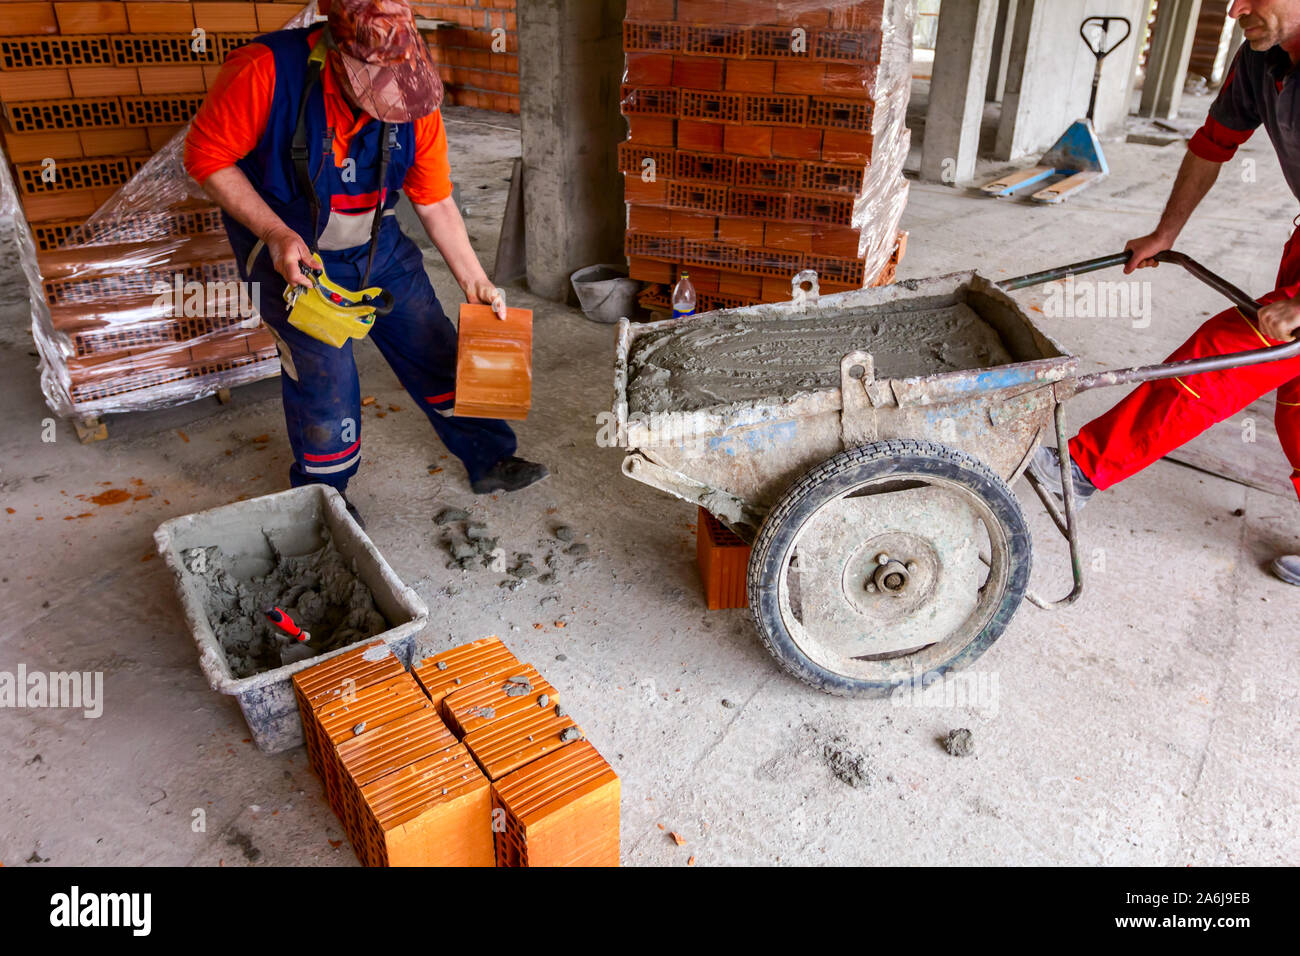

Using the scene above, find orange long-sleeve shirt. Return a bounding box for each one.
[183,28,453,205]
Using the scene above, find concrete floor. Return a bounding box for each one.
[2,103,1297,867]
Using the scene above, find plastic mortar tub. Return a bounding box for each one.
[154,485,429,753]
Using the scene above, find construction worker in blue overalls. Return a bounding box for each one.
[183,0,546,525]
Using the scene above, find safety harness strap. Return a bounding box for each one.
[291,32,389,283]
[291,39,328,250]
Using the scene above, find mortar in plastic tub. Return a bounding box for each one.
[571,264,639,323]
[154,485,429,754]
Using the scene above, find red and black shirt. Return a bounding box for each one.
[1189,43,1300,199]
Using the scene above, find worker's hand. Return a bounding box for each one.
[265,226,315,290]
[1257,298,1300,342]
[465,279,507,319]
[1123,231,1175,274]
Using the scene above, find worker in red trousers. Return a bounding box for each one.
[1029,0,1300,587]
[184,0,547,528]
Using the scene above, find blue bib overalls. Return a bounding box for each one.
[223,27,515,491]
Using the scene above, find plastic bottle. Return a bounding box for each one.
[671,272,696,319]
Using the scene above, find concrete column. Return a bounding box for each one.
[993,0,1034,161]
[920,0,1001,184]
[1139,0,1204,119]
[517,0,627,303]
[984,0,1015,102]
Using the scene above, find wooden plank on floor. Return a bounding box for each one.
[1166,395,1294,497]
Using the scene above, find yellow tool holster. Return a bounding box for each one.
[283,258,393,349]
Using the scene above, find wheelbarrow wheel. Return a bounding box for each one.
[748,439,1031,698]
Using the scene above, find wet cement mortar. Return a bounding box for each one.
[183,531,388,678]
[626,303,1014,415]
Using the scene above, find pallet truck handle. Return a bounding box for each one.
[1080,16,1131,122]
[1080,16,1132,60]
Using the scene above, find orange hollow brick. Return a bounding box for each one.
[772,127,823,160]
[440,664,559,737]
[356,741,495,867]
[314,673,430,817]
[0,2,59,37]
[412,636,523,708]
[462,698,581,781]
[453,303,532,421]
[672,56,724,91]
[628,257,675,285]
[291,639,407,769]
[725,59,774,94]
[491,740,621,867]
[334,706,458,857]
[697,507,749,610]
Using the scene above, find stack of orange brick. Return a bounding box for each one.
[294,636,621,867]
[293,640,496,867]
[619,0,912,313]
[413,639,621,867]
[1,1,302,248]
[0,2,304,420]
[413,0,518,114]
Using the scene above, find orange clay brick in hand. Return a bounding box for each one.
[491,740,621,867]
[453,304,533,421]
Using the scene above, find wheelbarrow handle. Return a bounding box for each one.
[996,248,1261,320]
[996,250,1300,392]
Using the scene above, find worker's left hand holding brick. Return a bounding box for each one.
[465,279,507,319]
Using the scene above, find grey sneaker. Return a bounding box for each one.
[1025,445,1097,509]
[1271,555,1300,586]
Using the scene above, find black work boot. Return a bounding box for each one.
[341,494,367,530]
[471,456,549,494]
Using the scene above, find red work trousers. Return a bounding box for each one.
[1070,227,1300,501]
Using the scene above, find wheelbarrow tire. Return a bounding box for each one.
[748,438,1032,698]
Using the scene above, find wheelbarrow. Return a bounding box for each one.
[612,253,1300,697]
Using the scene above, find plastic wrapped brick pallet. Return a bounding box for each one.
[0,2,325,420]
[620,0,914,312]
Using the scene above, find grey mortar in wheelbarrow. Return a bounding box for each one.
[613,270,1075,696]
[614,254,1300,697]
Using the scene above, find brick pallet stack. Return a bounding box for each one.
[413,0,518,114]
[294,636,621,867]
[0,1,305,425]
[1,2,302,250]
[619,0,913,313]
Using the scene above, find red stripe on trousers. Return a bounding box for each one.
[302,439,360,463]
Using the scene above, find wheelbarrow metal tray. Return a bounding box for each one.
[613,272,1077,529]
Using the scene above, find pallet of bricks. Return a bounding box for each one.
[294,636,620,867]
[412,0,519,114]
[0,2,307,433]
[619,0,914,314]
